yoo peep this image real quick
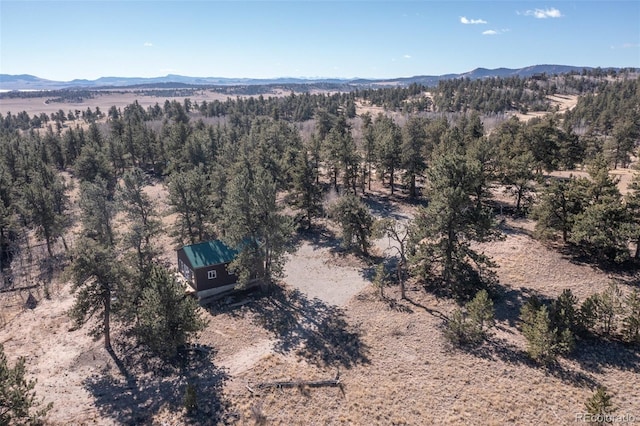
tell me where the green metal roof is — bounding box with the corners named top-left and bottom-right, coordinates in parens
top-left (181, 240), bottom-right (238, 269)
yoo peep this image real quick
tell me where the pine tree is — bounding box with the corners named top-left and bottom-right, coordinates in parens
top-left (410, 150), bottom-right (498, 299)
top-left (374, 114), bottom-right (402, 195)
top-left (533, 178), bottom-right (583, 243)
top-left (21, 165), bottom-right (70, 257)
top-left (117, 168), bottom-right (162, 321)
top-left (69, 238), bottom-right (123, 350)
top-left (401, 115), bottom-right (428, 198)
top-left (322, 119), bottom-right (359, 192)
top-left (167, 166), bottom-right (212, 244)
top-left (0, 344), bottom-right (52, 425)
top-left (290, 150), bottom-right (322, 229)
top-left (135, 265), bottom-right (207, 359)
top-left (625, 165), bottom-right (640, 259)
top-left (329, 194), bottom-right (374, 255)
top-left (501, 151), bottom-right (536, 214)
top-left (569, 155), bottom-right (630, 263)
top-left (465, 136), bottom-right (496, 210)
top-left (584, 387), bottom-right (614, 424)
top-left (221, 161), bottom-right (293, 287)
top-left (466, 289), bottom-right (495, 333)
top-left (520, 299), bottom-right (574, 364)
top-left (78, 177), bottom-right (117, 247)
top-left (604, 119), bottom-right (637, 169)
top-left (521, 304), bottom-right (557, 364)
top-left (361, 112), bottom-right (376, 192)
top-left (70, 178), bottom-right (121, 350)
top-left (0, 165), bottom-right (17, 270)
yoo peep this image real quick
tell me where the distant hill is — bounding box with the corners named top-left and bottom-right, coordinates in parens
top-left (0, 65), bottom-right (625, 91)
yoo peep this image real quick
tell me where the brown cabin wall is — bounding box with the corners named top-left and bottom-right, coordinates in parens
top-left (177, 247), bottom-right (237, 291)
top-left (193, 264), bottom-right (237, 291)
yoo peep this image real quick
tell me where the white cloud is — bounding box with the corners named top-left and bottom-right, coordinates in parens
top-left (524, 8), bottom-right (562, 19)
top-left (610, 43), bottom-right (640, 50)
top-left (403, 54), bottom-right (412, 59)
top-left (143, 42), bottom-right (153, 47)
top-left (460, 16), bottom-right (487, 25)
top-left (482, 28), bottom-right (510, 36)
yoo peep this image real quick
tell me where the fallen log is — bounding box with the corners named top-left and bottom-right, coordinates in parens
top-left (0, 284), bottom-right (39, 294)
top-left (256, 379), bottom-right (341, 389)
top-left (255, 371), bottom-right (341, 390)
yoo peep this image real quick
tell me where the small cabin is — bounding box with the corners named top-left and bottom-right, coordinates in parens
top-left (177, 240), bottom-right (238, 299)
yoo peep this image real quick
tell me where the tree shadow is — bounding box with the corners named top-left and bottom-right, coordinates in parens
top-left (83, 341), bottom-right (230, 425)
top-left (569, 337), bottom-right (640, 375)
top-left (361, 193), bottom-right (412, 221)
top-left (37, 252), bottom-right (69, 286)
top-left (211, 285), bottom-right (369, 368)
top-left (492, 285), bottom-right (542, 327)
top-left (403, 295), bottom-right (449, 321)
top-left (464, 337), bottom-right (598, 388)
top-left (293, 222), bottom-right (341, 252)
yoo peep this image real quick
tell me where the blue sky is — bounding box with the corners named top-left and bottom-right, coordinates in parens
top-left (1, 1), bottom-right (638, 80)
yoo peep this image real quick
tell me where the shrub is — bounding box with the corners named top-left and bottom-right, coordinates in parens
top-left (520, 301), bottom-right (574, 364)
top-left (550, 289), bottom-right (579, 334)
top-left (622, 289), bottom-right (640, 344)
top-left (579, 283), bottom-right (623, 337)
top-left (0, 344), bottom-right (52, 425)
top-left (444, 309), bottom-right (476, 346)
top-left (584, 387), bottom-right (614, 425)
top-left (579, 295), bottom-right (599, 334)
top-left (372, 262), bottom-right (388, 300)
top-left (444, 290), bottom-right (495, 347)
top-left (467, 289), bottom-right (495, 332)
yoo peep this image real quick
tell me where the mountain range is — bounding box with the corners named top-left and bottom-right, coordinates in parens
top-left (0, 65), bottom-right (619, 91)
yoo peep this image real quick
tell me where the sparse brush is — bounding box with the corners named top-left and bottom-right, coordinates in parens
top-left (251, 401), bottom-right (267, 425)
top-left (373, 262), bottom-right (388, 300)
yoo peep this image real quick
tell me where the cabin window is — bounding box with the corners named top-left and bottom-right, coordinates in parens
top-left (208, 270), bottom-right (217, 280)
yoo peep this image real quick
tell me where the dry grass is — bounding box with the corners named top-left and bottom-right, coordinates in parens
top-left (1, 161), bottom-right (639, 425)
top-left (0, 88), bottom-right (287, 117)
top-left (548, 167), bottom-right (636, 196)
top-left (510, 94), bottom-right (579, 122)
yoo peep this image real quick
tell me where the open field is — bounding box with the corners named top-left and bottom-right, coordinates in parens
top-left (510, 94), bottom-right (579, 122)
top-left (1, 178), bottom-right (639, 425)
top-left (0, 89), bottom-right (279, 117)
